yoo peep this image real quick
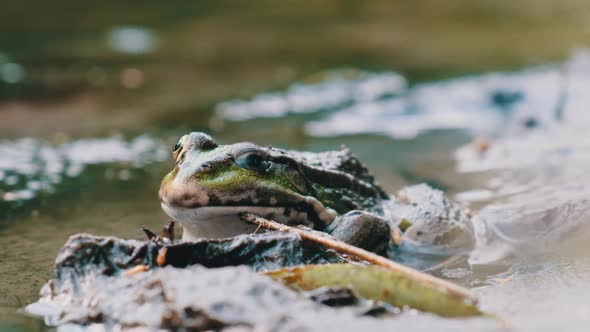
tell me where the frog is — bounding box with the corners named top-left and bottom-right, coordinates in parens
top-left (159, 132), bottom-right (475, 256)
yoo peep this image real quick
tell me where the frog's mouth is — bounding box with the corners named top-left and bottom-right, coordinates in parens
top-left (160, 197), bottom-right (338, 241)
top-left (159, 176), bottom-right (339, 240)
top-left (161, 202), bottom-right (324, 226)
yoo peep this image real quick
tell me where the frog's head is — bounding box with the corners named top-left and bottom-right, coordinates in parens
top-left (159, 132), bottom-right (384, 240)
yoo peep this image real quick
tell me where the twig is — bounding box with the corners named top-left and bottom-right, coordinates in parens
top-left (141, 226), bottom-right (157, 240)
top-left (141, 220), bottom-right (176, 242)
top-left (162, 220), bottom-right (175, 241)
top-left (240, 213), bottom-right (475, 302)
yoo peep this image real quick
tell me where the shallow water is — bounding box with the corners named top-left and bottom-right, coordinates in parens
top-left (1, 57), bottom-right (589, 330)
top-left (4, 1), bottom-right (590, 330)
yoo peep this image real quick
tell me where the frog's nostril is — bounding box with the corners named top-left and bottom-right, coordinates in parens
top-left (200, 162), bottom-right (213, 173)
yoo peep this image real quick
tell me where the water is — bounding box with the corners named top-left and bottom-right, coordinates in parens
top-left (3, 1), bottom-right (590, 330)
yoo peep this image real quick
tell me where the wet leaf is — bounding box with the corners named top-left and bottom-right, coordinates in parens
top-left (265, 263), bottom-right (483, 318)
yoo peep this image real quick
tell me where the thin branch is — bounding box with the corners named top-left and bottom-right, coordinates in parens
top-left (240, 213), bottom-right (474, 302)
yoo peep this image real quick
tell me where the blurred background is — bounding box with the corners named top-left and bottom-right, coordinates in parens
top-left (2, 0), bottom-right (589, 137)
top-left (3, 1), bottom-right (590, 330)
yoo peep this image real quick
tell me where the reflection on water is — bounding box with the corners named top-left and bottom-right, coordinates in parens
top-left (475, 258), bottom-right (590, 330)
top-left (438, 51), bottom-right (590, 330)
top-left (1, 62), bottom-right (24, 84)
top-left (0, 52), bottom-right (24, 84)
top-left (453, 51), bottom-right (590, 264)
top-left (0, 135), bottom-right (167, 210)
top-left (213, 56), bottom-right (571, 140)
top-left (214, 70), bottom-right (406, 122)
top-left (106, 26), bottom-right (157, 55)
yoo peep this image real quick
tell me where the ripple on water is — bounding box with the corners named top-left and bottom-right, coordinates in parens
top-left (450, 50), bottom-right (590, 266)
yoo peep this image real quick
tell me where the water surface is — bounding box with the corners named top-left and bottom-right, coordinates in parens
top-left (4, 1), bottom-right (590, 331)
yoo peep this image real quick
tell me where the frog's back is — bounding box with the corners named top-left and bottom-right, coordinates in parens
top-left (267, 146), bottom-right (388, 212)
top-left (302, 148), bottom-right (376, 180)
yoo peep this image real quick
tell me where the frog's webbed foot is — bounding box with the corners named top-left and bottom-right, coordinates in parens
top-left (141, 220), bottom-right (176, 243)
top-left (325, 211), bottom-right (390, 253)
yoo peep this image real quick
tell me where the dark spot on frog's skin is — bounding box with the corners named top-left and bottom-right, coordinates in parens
top-left (283, 207), bottom-right (292, 217)
top-left (416, 231), bottom-right (423, 237)
top-left (290, 202), bottom-right (321, 226)
top-left (163, 189), bottom-right (210, 208)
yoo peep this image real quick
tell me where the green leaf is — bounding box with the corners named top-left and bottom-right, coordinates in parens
top-left (265, 263), bottom-right (482, 318)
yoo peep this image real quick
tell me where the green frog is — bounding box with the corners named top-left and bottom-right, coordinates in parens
top-left (159, 132), bottom-right (475, 256)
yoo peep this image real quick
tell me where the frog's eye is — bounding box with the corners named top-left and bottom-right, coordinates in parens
top-left (173, 139), bottom-right (182, 151)
top-left (235, 152), bottom-right (271, 172)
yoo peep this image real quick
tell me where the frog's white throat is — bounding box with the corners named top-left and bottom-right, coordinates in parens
top-left (161, 203), bottom-right (320, 241)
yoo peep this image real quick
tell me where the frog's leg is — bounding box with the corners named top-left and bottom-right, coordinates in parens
top-left (324, 210), bottom-right (390, 253)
